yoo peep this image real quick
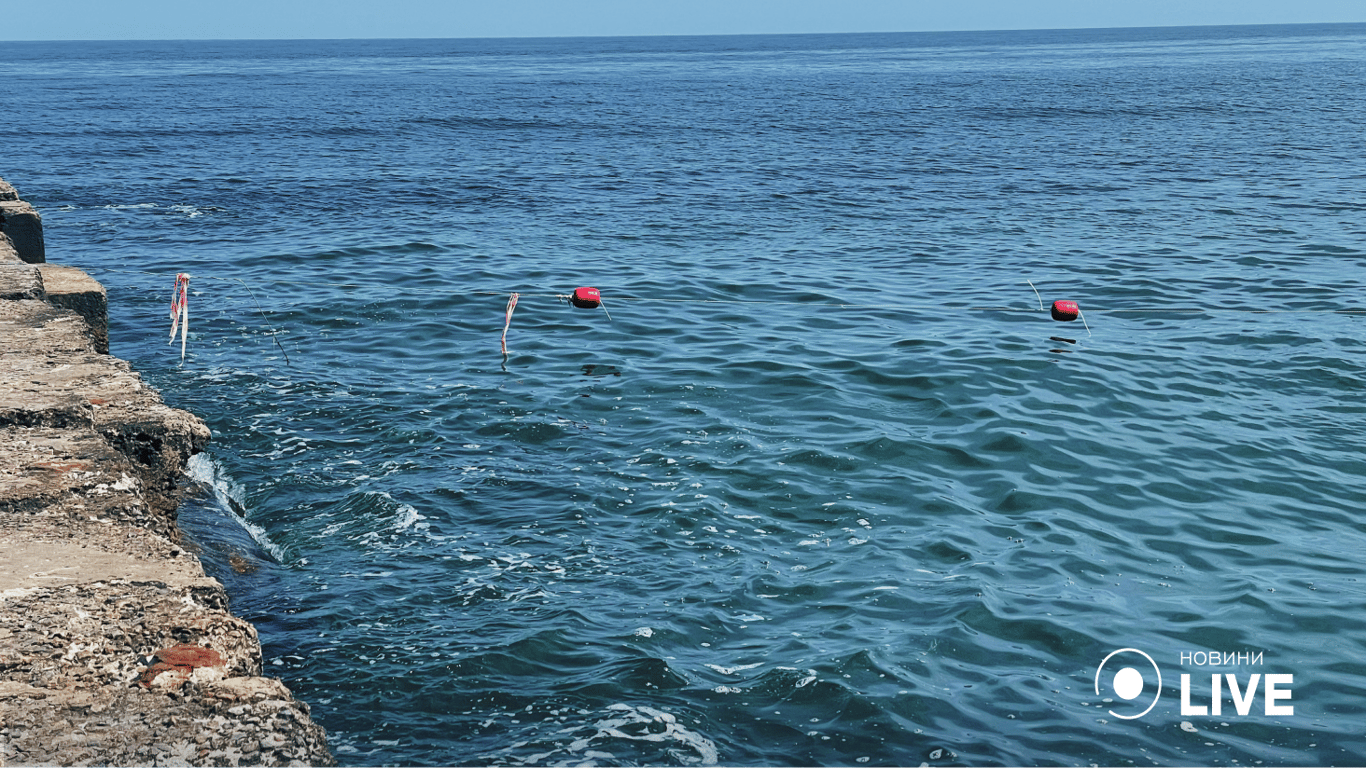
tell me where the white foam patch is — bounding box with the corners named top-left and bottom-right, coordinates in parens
top-left (574, 705), bottom-right (718, 766)
top-left (394, 503), bottom-right (424, 531)
top-left (704, 662), bottom-right (762, 676)
top-left (481, 704), bottom-right (718, 766)
top-left (777, 667), bottom-right (820, 688)
top-left (437, 546), bottom-right (616, 608)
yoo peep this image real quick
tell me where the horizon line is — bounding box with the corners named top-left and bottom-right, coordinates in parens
top-left (3, 19), bottom-right (1364, 44)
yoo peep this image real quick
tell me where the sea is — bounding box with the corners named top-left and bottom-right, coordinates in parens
top-left (3, 24), bottom-right (1366, 767)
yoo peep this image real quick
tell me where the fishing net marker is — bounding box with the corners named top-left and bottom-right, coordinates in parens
top-left (501, 286), bottom-right (611, 356)
top-left (1029, 280), bottom-right (1091, 336)
top-left (168, 272), bottom-right (190, 363)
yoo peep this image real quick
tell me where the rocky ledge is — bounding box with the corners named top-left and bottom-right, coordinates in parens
top-left (1, 177), bottom-right (333, 767)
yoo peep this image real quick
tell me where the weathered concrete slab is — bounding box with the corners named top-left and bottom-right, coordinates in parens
top-left (0, 297), bottom-right (94, 356)
top-left (0, 422), bottom-right (333, 766)
top-left (0, 581), bottom-right (331, 767)
top-left (0, 301), bottom-right (99, 432)
top-left (0, 233), bottom-right (20, 263)
top-left (2, 424), bottom-right (142, 519)
top-left (0, 263), bottom-right (43, 301)
top-left (40, 264), bottom-right (110, 354)
top-left (1, 425), bottom-right (177, 549)
top-left (0, 200), bottom-right (45, 265)
top-left (0, 299), bottom-right (212, 521)
top-left (0, 199), bottom-right (44, 264)
top-left (0, 533), bottom-right (214, 592)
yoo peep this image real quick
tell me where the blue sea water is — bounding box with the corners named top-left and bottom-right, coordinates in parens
top-left (4, 24), bottom-right (1366, 766)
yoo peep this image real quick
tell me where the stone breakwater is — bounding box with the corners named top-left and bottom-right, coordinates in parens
top-left (0, 177), bottom-right (334, 767)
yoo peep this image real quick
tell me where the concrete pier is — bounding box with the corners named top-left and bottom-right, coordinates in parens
top-left (0, 177), bottom-right (334, 767)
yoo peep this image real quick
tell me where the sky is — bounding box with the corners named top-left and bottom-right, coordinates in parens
top-left (2, 0), bottom-right (1364, 41)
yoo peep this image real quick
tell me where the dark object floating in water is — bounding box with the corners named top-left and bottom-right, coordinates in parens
top-left (582, 364), bottom-right (621, 377)
top-left (571, 286), bottom-right (602, 309)
top-left (1049, 336), bottom-right (1077, 344)
top-left (1051, 300), bottom-right (1080, 322)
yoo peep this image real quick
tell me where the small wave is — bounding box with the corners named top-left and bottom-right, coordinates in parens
top-left (60, 202), bottom-right (224, 218)
top-left (186, 453), bottom-right (288, 562)
top-left (410, 114), bottom-right (569, 132)
top-left (311, 490), bottom-right (432, 547)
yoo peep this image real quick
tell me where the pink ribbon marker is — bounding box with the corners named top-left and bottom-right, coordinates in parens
top-left (501, 292), bottom-right (520, 355)
top-left (169, 273), bottom-right (190, 362)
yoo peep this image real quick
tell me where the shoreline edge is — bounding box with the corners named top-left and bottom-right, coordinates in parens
top-left (1, 176), bottom-right (335, 767)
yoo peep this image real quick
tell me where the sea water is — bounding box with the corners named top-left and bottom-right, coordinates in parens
top-left (3, 25), bottom-right (1366, 766)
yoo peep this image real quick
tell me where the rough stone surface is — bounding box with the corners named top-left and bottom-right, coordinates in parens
top-left (0, 234), bottom-right (19, 263)
top-left (0, 179), bottom-right (23, 263)
top-left (40, 264), bottom-right (110, 354)
top-left (0, 176), bottom-right (332, 767)
top-left (0, 264), bottom-right (43, 301)
top-left (0, 200), bottom-right (44, 264)
top-left (0, 299), bottom-right (212, 528)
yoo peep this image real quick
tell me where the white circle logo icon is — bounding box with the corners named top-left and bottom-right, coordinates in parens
top-left (1113, 666), bottom-right (1144, 699)
top-left (1095, 648), bottom-right (1162, 719)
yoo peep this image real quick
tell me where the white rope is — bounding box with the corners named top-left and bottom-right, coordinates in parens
top-left (93, 268), bottom-right (1365, 316)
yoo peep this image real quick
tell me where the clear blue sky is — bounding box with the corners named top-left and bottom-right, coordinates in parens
top-left (3, 0), bottom-right (1364, 41)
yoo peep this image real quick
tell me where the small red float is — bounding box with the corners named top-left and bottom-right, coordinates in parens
top-left (571, 287), bottom-right (602, 309)
top-left (1051, 300), bottom-right (1080, 322)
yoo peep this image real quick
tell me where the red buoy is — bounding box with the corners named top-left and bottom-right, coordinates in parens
top-left (1051, 300), bottom-right (1080, 322)
top-left (571, 287), bottom-right (602, 309)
